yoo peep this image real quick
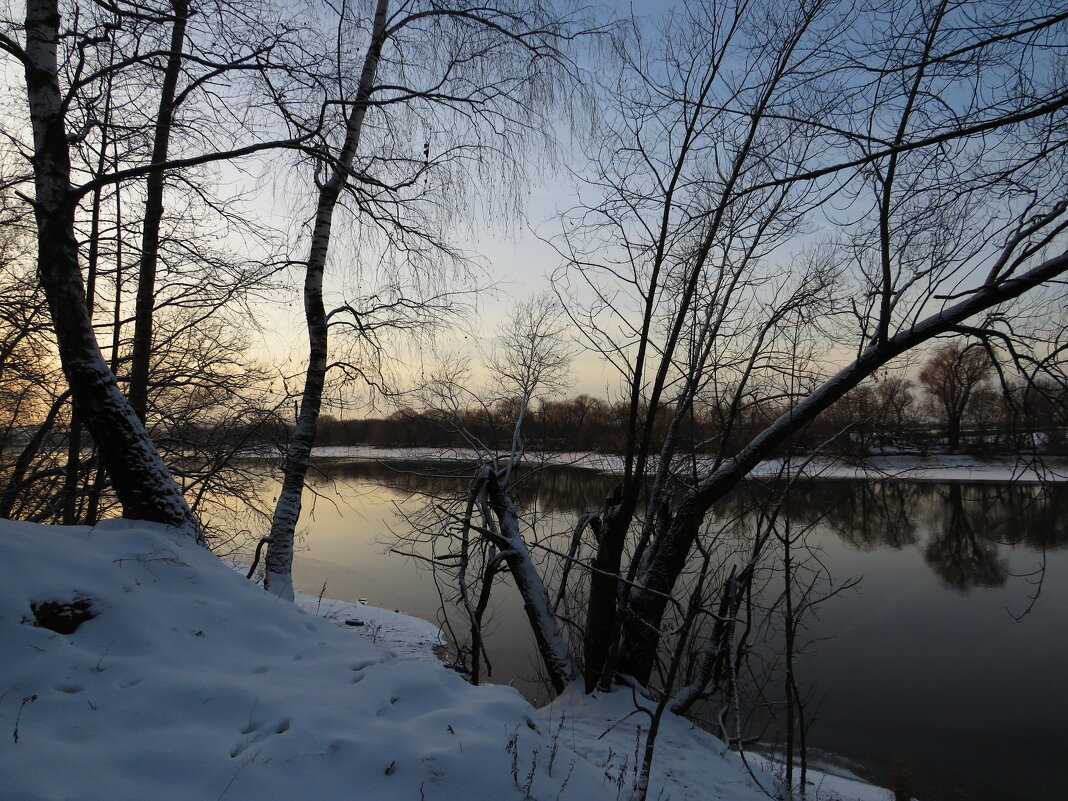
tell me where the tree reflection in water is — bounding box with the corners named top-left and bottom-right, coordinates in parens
top-left (308, 459), bottom-right (1068, 596)
top-left (923, 484), bottom-right (1007, 591)
top-left (716, 478), bottom-right (1068, 591)
top-left (284, 459), bottom-right (1066, 801)
top-left (312, 458), bottom-right (621, 515)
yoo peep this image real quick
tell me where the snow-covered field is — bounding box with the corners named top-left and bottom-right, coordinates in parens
top-left (307, 444), bottom-right (1068, 483)
top-left (0, 517), bottom-right (891, 801)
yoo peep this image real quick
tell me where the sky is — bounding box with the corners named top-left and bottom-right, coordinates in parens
top-left (2, 0), bottom-right (1064, 417)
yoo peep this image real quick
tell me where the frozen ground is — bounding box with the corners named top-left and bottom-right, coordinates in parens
top-left (308, 444), bottom-right (1068, 483)
top-left (0, 517), bottom-right (892, 801)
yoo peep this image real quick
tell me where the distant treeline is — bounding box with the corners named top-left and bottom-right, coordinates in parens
top-left (301, 381), bottom-right (1068, 457)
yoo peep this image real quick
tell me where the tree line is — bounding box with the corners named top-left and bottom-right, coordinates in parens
top-left (307, 345), bottom-right (1068, 457)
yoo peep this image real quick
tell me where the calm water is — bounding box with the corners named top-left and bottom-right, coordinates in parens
top-left (247, 459), bottom-right (1068, 801)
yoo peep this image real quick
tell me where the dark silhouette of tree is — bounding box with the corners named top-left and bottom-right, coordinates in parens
top-left (923, 484), bottom-right (1007, 591)
top-left (424, 0), bottom-right (1068, 705)
top-left (918, 342), bottom-right (994, 451)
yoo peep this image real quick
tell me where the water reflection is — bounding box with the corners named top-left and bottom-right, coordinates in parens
top-left (708, 478), bottom-right (1068, 589)
top-left (316, 459), bottom-right (1068, 548)
top-left (312, 459), bottom-right (622, 514)
top-left (304, 460), bottom-right (1068, 598)
top-left (275, 459), bottom-right (1067, 801)
top-left (920, 485), bottom-right (1003, 591)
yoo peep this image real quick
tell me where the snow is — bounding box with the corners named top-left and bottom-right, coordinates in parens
top-left (293, 592), bottom-right (442, 663)
top-left (0, 517), bottom-right (891, 801)
top-left (744, 453), bottom-right (1068, 483)
top-left (546, 688), bottom-right (897, 801)
top-left (307, 444), bottom-right (1068, 483)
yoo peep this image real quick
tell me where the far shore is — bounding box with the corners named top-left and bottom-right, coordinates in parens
top-left (291, 446), bottom-right (1068, 484)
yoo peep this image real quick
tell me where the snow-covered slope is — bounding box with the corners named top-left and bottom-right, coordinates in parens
top-left (0, 518), bottom-right (886, 801)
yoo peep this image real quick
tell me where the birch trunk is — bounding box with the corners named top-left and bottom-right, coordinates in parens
top-left (263, 0), bottom-right (390, 600)
top-left (22, 0), bottom-right (199, 537)
top-left (482, 467), bottom-right (577, 694)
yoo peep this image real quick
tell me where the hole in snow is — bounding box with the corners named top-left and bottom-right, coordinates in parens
top-left (28, 597), bottom-right (97, 634)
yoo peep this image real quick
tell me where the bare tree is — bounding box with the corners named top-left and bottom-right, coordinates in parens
top-left (262, 0), bottom-right (589, 599)
top-left (389, 295), bottom-right (580, 692)
top-left (8, 0), bottom-right (199, 533)
top-left (487, 295), bottom-right (574, 479)
top-left (918, 341), bottom-right (994, 451)
top-left (556, 0), bottom-right (1068, 694)
top-left (125, 0), bottom-right (189, 424)
top-left (386, 0), bottom-right (1068, 721)
top-left (0, 0), bottom-right (325, 535)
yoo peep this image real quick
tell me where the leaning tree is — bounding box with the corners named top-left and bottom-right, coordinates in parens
top-left (431, 0), bottom-right (1068, 712)
top-left (1, 0), bottom-right (321, 535)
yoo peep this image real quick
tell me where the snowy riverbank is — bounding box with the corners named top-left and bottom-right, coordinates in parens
top-left (0, 517), bottom-right (896, 801)
top-left (306, 444), bottom-right (1068, 483)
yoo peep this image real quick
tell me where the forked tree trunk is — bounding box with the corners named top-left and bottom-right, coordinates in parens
top-left (23, 0), bottom-right (199, 537)
top-left (263, 0), bottom-right (390, 600)
top-left (615, 246), bottom-right (1068, 684)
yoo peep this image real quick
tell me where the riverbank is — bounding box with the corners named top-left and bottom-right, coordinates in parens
top-left (0, 517), bottom-right (890, 801)
top-left (306, 445), bottom-right (1068, 483)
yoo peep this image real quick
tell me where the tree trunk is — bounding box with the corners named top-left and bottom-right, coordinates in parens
top-left (581, 504), bottom-right (630, 690)
top-left (482, 468), bottom-right (577, 694)
top-left (263, 0), bottom-right (390, 600)
top-left (616, 246), bottom-right (1068, 684)
top-left (127, 0), bottom-right (189, 423)
top-left (23, 0), bottom-right (198, 537)
top-left (947, 413), bottom-right (962, 451)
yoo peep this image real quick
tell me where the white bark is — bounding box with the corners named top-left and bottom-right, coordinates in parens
top-left (264, 0), bottom-right (391, 599)
top-left (22, 0), bottom-right (199, 538)
top-left (481, 466), bottom-right (577, 694)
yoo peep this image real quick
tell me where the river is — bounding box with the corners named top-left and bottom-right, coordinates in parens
top-left (237, 457), bottom-right (1068, 801)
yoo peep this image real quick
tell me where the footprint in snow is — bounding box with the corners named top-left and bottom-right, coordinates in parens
top-left (231, 718), bottom-right (292, 758)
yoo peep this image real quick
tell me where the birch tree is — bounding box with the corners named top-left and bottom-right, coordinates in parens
top-left (395, 295), bottom-right (579, 692)
top-left (8, 0), bottom-right (199, 534)
top-left (0, 0), bottom-right (318, 536)
top-left (262, 0), bottom-right (587, 599)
